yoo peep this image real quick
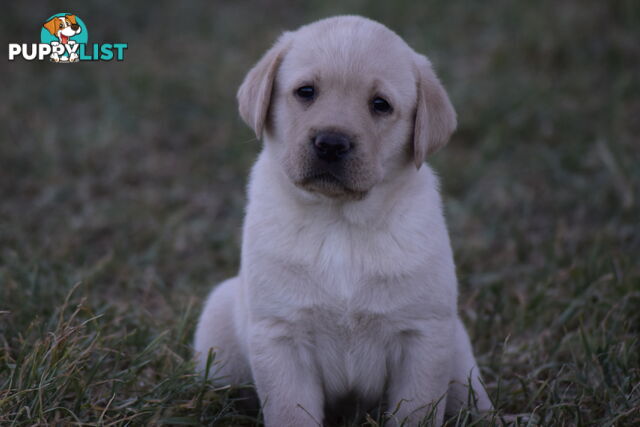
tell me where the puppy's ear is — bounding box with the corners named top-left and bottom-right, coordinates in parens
top-left (43, 17), bottom-right (58, 35)
top-left (237, 32), bottom-right (292, 140)
top-left (412, 54), bottom-right (457, 169)
top-left (66, 15), bottom-right (77, 25)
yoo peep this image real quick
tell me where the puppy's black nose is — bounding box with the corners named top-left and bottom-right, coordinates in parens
top-left (71, 24), bottom-right (80, 31)
top-left (312, 131), bottom-right (352, 162)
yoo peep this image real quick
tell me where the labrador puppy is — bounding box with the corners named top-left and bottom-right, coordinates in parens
top-left (194, 15), bottom-right (492, 426)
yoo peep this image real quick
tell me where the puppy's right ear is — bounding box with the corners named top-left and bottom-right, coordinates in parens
top-left (237, 32), bottom-right (292, 140)
top-left (412, 54), bottom-right (457, 169)
top-left (43, 17), bottom-right (58, 36)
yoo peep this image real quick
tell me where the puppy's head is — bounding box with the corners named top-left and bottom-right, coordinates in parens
top-left (238, 16), bottom-right (456, 200)
top-left (43, 15), bottom-right (82, 40)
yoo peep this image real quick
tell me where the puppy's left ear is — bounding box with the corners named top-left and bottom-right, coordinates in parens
top-left (42, 17), bottom-right (58, 35)
top-left (66, 15), bottom-right (77, 25)
top-left (412, 54), bottom-right (457, 169)
top-left (237, 32), bottom-right (292, 140)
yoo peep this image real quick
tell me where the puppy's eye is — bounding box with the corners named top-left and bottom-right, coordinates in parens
top-left (372, 97), bottom-right (393, 114)
top-left (295, 86), bottom-right (315, 100)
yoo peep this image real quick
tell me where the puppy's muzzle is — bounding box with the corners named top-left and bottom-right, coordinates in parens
top-left (312, 131), bottom-right (352, 163)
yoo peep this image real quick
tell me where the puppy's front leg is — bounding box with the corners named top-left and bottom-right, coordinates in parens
top-left (387, 320), bottom-right (454, 426)
top-left (249, 321), bottom-right (323, 427)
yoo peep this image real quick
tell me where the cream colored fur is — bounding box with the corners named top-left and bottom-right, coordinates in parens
top-left (194, 15), bottom-right (492, 426)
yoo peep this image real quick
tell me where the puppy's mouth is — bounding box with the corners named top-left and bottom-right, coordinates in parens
top-left (297, 172), bottom-right (366, 200)
top-left (60, 34), bottom-right (69, 44)
top-left (303, 172), bottom-right (342, 186)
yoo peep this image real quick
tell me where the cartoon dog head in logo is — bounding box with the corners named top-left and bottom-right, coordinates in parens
top-left (43, 15), bottom-right (82, 44)
top-left (42, 14), bottom-right (82, 62)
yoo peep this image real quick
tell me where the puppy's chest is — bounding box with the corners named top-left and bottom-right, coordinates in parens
top-left (250, 219), bottom-right (434, 401)
top-left (279, 220), bottom-right (427, 298)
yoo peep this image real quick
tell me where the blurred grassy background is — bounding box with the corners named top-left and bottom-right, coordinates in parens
top-left (1, 0), bottom-right (639, 425)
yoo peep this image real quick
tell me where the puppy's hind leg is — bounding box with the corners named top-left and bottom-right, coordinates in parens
top-left (445, 317), bottom-right (493, 415)
top-left (194, 277), bottom-right (251, 386)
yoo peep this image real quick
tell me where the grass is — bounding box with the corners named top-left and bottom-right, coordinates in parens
top-left (1, 0), bottom-right (639, 425)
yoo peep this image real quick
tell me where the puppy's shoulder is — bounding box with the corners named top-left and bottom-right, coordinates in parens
top-left (398, 164), bottom-right (445, 219)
